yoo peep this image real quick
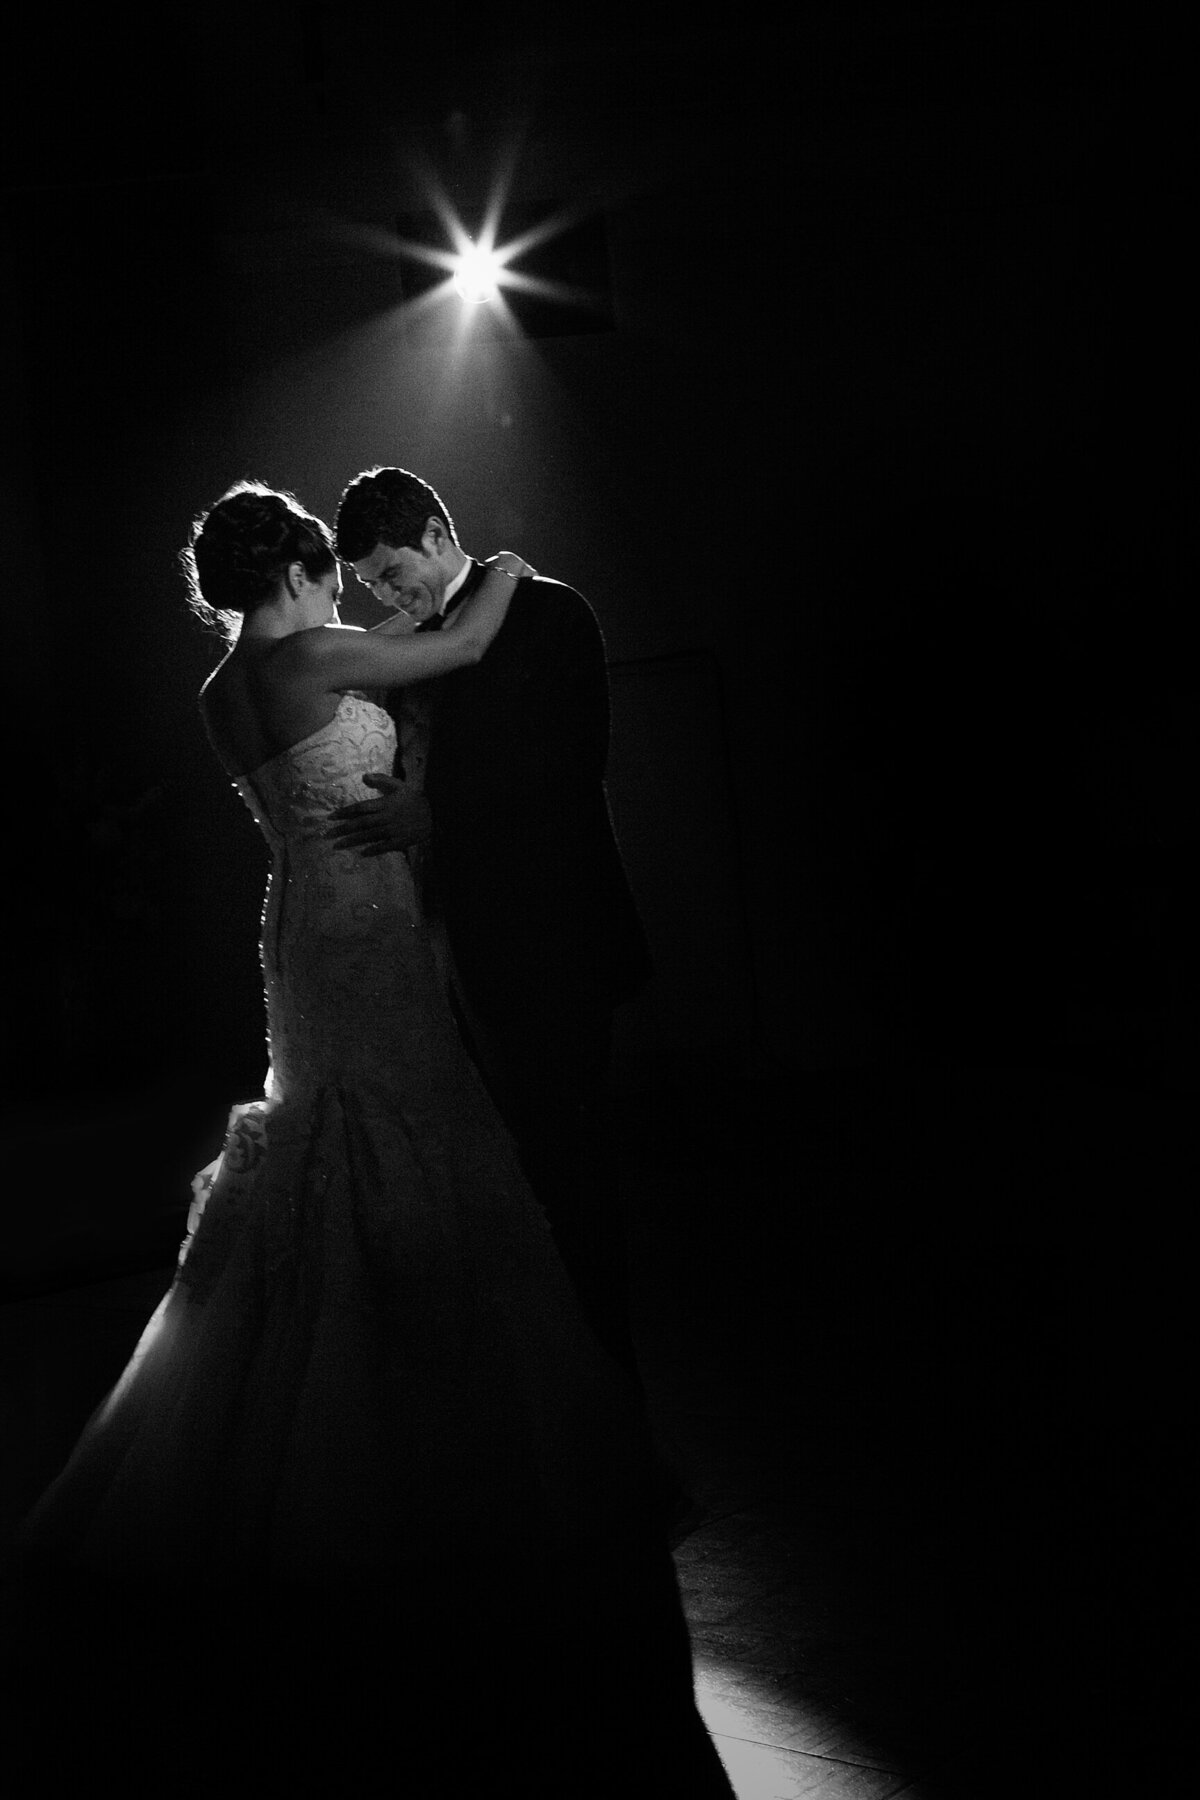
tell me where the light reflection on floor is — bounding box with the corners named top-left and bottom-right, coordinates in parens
top-left (695, 1660), bottom-right (925, 1799)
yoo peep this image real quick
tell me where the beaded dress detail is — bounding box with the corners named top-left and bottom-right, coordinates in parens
top-left (14, 692), bottom-right (653, 1594)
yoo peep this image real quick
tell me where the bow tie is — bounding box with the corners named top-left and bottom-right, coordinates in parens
top-left (416, 567), bottom-right (479, 632)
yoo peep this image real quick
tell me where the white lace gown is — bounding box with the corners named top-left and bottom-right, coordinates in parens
top-left (5, 692), bottom-right (739, 1796)
top-left (14, 693), bottom-right (657, 1594)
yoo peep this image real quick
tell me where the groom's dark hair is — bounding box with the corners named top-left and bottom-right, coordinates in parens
top-left (334, 466), bottom-right (460, 562)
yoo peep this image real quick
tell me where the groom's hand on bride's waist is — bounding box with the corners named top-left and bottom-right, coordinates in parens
top-left (326, 776), bottom-right (433, 857)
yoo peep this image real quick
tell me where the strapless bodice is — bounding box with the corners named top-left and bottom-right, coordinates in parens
top-left (232, 691), bottom-right (396, 849)
top-left (222, 688), bottom-right (423, 1098)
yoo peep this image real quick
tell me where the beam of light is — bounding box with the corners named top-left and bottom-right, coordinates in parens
top-left (276, 156), bottom-right (611, 386)
top-left (254, 154), bottom-right (606, 350)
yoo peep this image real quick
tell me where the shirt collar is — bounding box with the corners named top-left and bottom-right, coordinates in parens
top-left (438, 557), bottom-right (473, 613)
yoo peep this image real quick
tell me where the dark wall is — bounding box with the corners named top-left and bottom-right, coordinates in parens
top-left (1, 11), bottom-right (1192, 1114)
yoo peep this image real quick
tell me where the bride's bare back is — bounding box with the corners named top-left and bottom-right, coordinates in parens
top-left (201, 631), bottom-right (362, 778)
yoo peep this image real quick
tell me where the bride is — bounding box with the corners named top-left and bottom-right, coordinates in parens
top-left (4, 482), bottom-right (733, 1796)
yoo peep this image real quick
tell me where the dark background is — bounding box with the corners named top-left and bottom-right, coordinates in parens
top-left (0, 8), bottom-right (1191, 1783)
top-left (1, 10), bottom-right (1192, 1115)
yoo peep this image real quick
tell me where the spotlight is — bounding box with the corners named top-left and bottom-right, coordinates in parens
top-left (451, 243), bottom-right (503, 304)
top-left (394, 200), bottom-right (616, 337)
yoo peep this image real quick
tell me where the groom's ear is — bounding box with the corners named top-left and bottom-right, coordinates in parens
top-left (422, 516), bottom-right (448, 557)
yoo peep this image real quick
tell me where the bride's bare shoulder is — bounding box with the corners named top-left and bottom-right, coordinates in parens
top-left (282, 622), bottom-right (367, 662)
top-left (200, 635), bottom-right (302, 701)
top-left (198, 640), bottom-right (278, 735)
top-left (199, 629), bottom-right (364, 747)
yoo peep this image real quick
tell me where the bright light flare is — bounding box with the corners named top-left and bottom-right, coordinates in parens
top-left (388, 164), bottom-right (603, 345)
top-left (451, 243), bottom-right (504, 304)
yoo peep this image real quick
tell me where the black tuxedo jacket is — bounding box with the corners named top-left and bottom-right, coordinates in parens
top-left (393, 563), bottom-right (652, 1024)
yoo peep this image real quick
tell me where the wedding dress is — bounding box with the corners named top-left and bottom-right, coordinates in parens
top-left (5, 692), bottom-right (738, 1793)
top-left (16, 691), bottom-right (655, 1576)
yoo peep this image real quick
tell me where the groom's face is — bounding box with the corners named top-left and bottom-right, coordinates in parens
top-left (353, 524), bottom-right (449, 623)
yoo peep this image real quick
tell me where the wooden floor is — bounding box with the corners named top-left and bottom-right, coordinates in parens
top-left (1, 1065), bottom-right (1188, 1796)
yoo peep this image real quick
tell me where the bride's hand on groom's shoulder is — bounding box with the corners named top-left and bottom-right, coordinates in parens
top-left (326, 777), bottom-right (433, 857)
top-left (485, 551), bottom-right (536, 580)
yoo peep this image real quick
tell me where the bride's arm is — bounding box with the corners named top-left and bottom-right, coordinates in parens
top-left (367, 612), bottom-right (420, 635)
top-left (290, 554), bottom-right (532, 689)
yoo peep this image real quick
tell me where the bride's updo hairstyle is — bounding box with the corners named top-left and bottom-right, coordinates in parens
top-left (183, 479), bottom-right (337, 642)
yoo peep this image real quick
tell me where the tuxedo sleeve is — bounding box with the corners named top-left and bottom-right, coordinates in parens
top-left (532, 582), bottom-right (611, 787)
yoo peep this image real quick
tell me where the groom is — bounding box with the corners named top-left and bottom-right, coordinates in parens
top-left (330, 466), bottom-right (653, 1386)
